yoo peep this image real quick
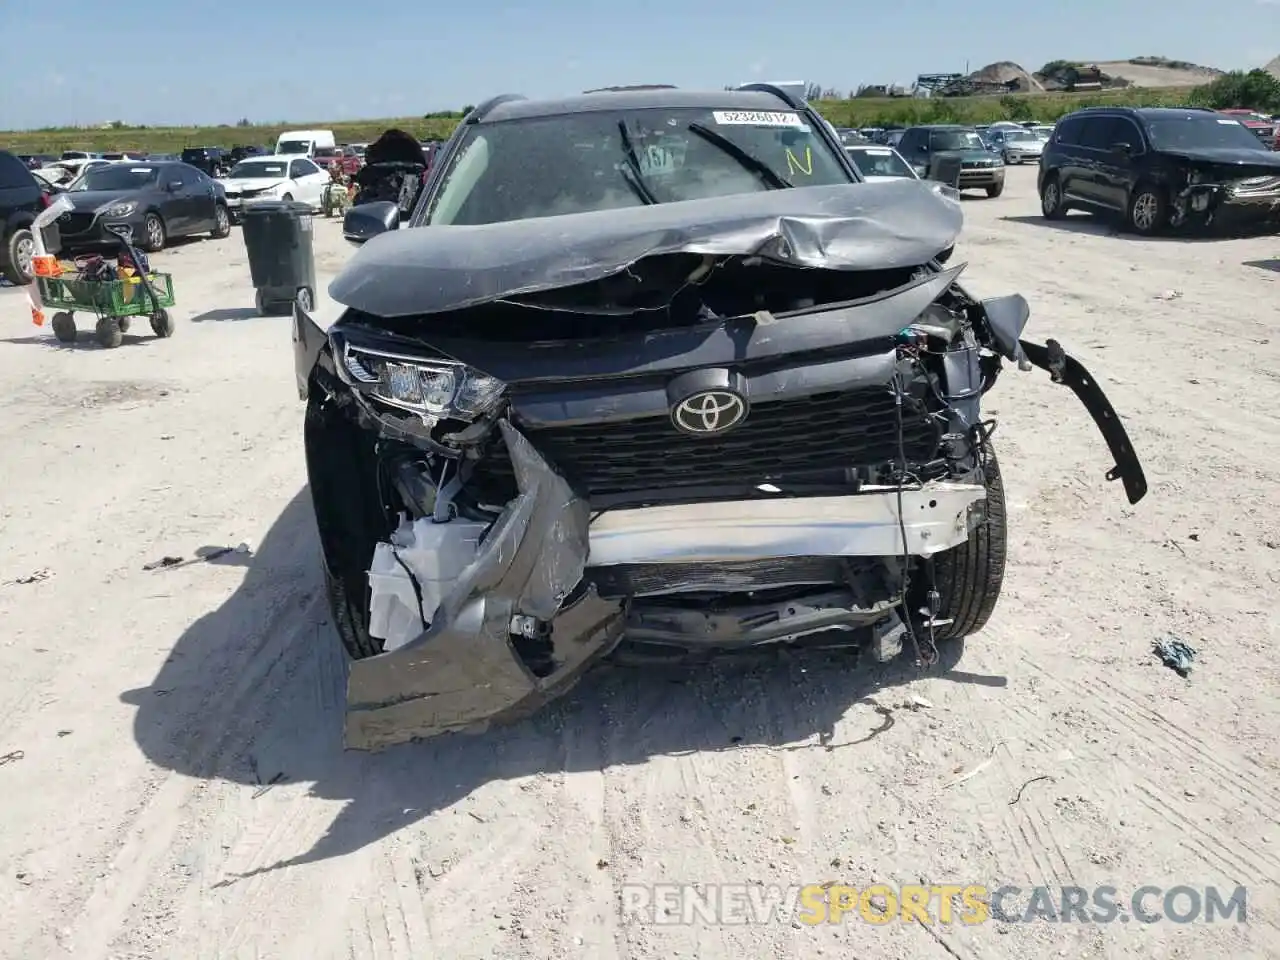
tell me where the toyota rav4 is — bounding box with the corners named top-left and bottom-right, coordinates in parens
top-left (292, 86), bottom-right (1148, 749)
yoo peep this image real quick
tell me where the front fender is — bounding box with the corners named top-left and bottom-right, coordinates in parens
top-left (291, 299), bottom-right (328, 400)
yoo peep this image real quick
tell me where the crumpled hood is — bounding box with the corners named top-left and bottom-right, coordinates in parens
top-left (1165, 147), bottom-right (1280, 170)
top-left (328, 179), bottom-right (964, 318)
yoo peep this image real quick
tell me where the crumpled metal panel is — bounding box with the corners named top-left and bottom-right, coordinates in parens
top-left (327, 179), bottom-right (963, 318)
top-left (344, 420), bottom-right (624, 750)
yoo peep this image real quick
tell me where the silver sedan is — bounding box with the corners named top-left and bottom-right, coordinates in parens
top-left (999, 130), bottom-right (1046, 164)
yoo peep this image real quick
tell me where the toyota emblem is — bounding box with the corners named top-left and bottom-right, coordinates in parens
top-left (672, 390), bottom-right (747, 435)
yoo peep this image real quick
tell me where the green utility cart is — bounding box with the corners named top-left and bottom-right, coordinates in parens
top-left (38, 270), bottom-right (176, 348)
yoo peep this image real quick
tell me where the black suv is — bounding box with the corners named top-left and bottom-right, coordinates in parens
top-left (292, 85), bottom-right (1147, 749)
top-left (895, 125), bottom-right (1006, 196)
top-left (0, 149), bottom-right (50, 285)
top-left (1038, 106), bottom-right (1280, 234)
top-left (180, 146), bottom-right (227, 177)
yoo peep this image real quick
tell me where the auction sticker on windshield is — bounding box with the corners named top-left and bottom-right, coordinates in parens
top-left (713, 111), bottom-right (808, 128)
top-left (638, 145), bottom-right (678, 176)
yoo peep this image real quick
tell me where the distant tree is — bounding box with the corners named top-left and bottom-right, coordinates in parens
top-left (236, 117), bottom-right (252, 127)
top-left (999, 94), bottom-right (1035, 120)
top-left (460, 104), bottom-right (475, 115)
top-left (1188, 69), bottom-right (1280, 111)
top-left (804, 82), bottom-right (822, 101)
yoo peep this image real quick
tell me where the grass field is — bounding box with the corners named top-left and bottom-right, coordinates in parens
top-left (0, 86), bottom-right (1199, 155)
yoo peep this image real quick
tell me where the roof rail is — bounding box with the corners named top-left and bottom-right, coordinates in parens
top-left (466, 94), bottom-right (527, 124)
top-left (734, 82), bottom-right (806, 109)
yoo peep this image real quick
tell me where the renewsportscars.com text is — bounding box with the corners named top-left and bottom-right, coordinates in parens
top-left (620, 883), bottom-right (1248, 925)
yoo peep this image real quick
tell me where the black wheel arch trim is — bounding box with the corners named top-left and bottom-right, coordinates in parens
top-left (1019, 337), bottom-right (1148, 505)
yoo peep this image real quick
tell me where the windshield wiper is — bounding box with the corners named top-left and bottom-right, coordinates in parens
top-left (616, 121), bottom-right (658, 205)
top-left (687, 122), bottom-right (792, 189)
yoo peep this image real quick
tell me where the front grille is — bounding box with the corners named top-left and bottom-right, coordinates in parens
top-left (501, 387), bottom-right (939, 502)
top-left (59, 212), bottom-right (96, 235)
top-left (588, 557), bottom-right (854, 596)
top-left (961, 160), bottom-right (992, 169)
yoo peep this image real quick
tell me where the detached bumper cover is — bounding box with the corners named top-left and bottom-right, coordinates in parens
top-left (345, 420), bottom-right (625, 750)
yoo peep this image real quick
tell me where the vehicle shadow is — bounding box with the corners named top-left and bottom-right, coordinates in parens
top-left (0, 330), bottom-right (159, 349)
top-left (189, 307), bottom-right (261, 323)
top-left (1243, 259), bottom-right (1280, 274)
top-left (1000, 214), bottom-right (1260, 243)
top-left (120, 487), bottom-right (1008, 879)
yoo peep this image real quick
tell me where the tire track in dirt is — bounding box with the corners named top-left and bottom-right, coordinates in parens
top-left (1017, 657), bottom-right (1280, 896)
top-left (588, 664), bottom-right (798, 959)
top-left (944, 627), bottom-right (1076, 895)
top-left (69, 592), bottom-right (328, 960)
top-left (555, 705), bottom-right (625, 959)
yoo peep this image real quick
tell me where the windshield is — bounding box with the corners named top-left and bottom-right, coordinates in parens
top-left (278, 140), bottom-right (311, 154)
top-left (929, 130), bottom-right (985, 151)
top-left (845, 147), bottom-right (913, 178)
top-left (425, 107), bottom-right (851, 225)
top-left (72, 166), bottom-right (160, 191)
top-left (1145, 116), bottom-right (1269, 151)
top-left (1004, 130), bottom-right (1038, 142)
top-left (314, 148), bottom-right (340, 160)
top-left (229, 161), bottom-right (288, 179)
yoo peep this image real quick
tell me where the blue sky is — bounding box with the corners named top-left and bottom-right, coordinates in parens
top-left (2, 0), bottom-right (1277, 130)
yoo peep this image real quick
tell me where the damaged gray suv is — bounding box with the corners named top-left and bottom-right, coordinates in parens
top-left (292, 86), bottom-right (1148, 749)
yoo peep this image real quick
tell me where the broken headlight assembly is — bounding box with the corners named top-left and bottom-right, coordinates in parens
top-left (335, 339), bottom-right (506, 423)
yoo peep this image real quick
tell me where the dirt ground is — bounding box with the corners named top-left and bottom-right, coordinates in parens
top-left (1, 168), bottom-right (1278, 960)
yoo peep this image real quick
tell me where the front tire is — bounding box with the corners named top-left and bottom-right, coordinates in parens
top-left (95, 316), bottom-right (123, 348)
top-left (150, 308), bottom-right (175, 338)
top-left (1127, 183), bottom-right (1167, 235)
top-left (1040, 173), bottom-right (1067, 219)
top-left (141, 213), bottom-right (166, 252)
top-left (914, 447), bottom-right (1007, 642)
top-left (51, 311), bottom-right (77, 343)
top-left (985, 181), bottom-right (1004, 198)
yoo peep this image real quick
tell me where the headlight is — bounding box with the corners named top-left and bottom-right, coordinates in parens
top-left (103, 201), bottom-right (137, 217)
top-left (336, 340), bottom-right (506, 423)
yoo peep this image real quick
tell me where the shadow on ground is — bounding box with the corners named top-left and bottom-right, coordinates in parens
top-left (1243, 259), bottom-right (1280, 274)
top-left (1001, 214), bottom-right (1273, 242)
top-left (0, 329), bottom-right (160, 348)
top-left (190, 307), bottom-right (262, 323)
top-left (121, 487), bottom-right (1008, 878)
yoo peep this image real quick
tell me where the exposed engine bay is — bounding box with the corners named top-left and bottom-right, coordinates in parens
top-left (294, 179), bottom-right (1148, 749)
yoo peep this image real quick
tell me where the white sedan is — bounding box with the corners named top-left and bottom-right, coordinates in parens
top-left (844, 144), bottom-right (918, 182)
top-left (216, 155), bottom-right (330, 220)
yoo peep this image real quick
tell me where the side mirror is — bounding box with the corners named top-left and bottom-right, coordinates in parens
top-left (343, 200), bottom-right (399, 244)
top-left (165, 180), bottom-right (182, 192)
top-left (1111, 141), bottom-right (1132, 155)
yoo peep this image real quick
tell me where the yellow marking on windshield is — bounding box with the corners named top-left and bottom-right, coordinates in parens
top-left (785, 145), bottom-right (813, 177)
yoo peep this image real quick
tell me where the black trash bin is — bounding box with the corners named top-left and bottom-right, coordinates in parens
top-left (241, 200), bottom-right (316, 316)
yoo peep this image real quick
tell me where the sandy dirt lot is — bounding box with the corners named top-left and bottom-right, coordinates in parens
top-left (1, 168), bottom-right (1278, 960)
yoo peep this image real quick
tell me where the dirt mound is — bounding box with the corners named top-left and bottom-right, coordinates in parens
top-left (968, 61), bottom-right (1044, 92)
top-left (1094, 59), bottom-right (1222, 87)
top-left (1266, 55), bottom-right (1280, 80)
